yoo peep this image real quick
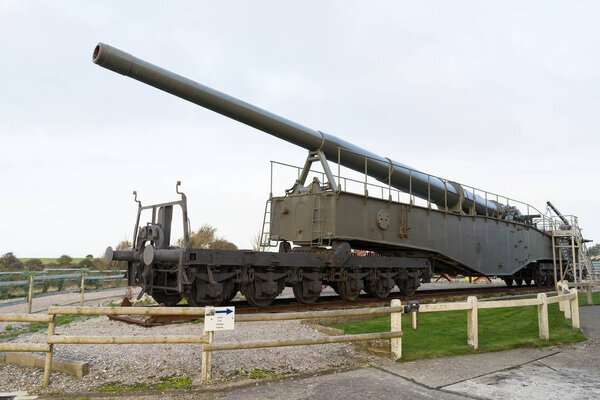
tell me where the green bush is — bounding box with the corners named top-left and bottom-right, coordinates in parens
top-left (24, 258), bottom-right (44, 271)
top-left (57, 255), bottom-right (73, 268)
top-left (0, 252), bottom-right (24, 272)
top-left (79, 257), bottom-right (95, 269)
top-left (0, 287), bottom-right (10, 300)
top-left (56, 278), bottom-right (67, 291)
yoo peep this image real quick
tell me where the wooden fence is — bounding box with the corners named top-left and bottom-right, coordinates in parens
top-left (566, 280), bottom-right (595, 306)
top-left (199, 306), bottom-right (405, 382)
top-left (401, 280), bottom-right (581, 351)
top-left (0, 313), bottom-right (53, 386)
top-left (1, 280), bottom-right (590, 387)
top-left (43, 306), bottom-right (209, 387)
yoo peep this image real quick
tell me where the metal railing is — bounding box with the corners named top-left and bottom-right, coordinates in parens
top-left (1, 272), bottom-right (127, 313)
top-left (269, 148), bottom-right (552, 227)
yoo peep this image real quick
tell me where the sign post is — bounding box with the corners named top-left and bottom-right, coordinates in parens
top-left (202, 306), bottom-right (235, 382)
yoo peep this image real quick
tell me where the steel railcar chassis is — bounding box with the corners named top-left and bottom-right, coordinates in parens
top-left (106, 183), bottom-right (431, 307)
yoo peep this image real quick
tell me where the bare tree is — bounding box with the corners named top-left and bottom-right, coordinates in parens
top-left (178, 224), bottom-right (237, 250)
top-left (250, 231), bottom-right (262, 251)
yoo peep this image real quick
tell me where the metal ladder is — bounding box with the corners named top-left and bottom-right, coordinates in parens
top-left (576, 224), bottom-right (597, 282)
top-left (311, 194), bottom-right (326, 247)
top-left (550, 216), bottom-right (591, 285)
top-left (259, 198), bottom-right (277, 251)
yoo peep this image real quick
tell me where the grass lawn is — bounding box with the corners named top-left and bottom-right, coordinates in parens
top-left (578, 289), bottom-right (600, 306)
top-left (333, 292), bottom-right (596, 362)
top-left (0, 314), bottom-right (87, 339)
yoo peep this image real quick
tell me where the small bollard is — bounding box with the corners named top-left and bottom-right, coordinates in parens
top-left (403, 301), bottom-right (420, 330)
top-left (391, 299), bottom-right (402, 359)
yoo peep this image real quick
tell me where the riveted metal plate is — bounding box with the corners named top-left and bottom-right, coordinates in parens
top-left (376, 209), bottom-right (390, 230)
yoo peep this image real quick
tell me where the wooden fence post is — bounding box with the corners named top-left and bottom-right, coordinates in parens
top-left (467, 296), bottom-right (478, 350)
top-left (43, 314), bottom-right (56, 387)
top-left (537, 293), bottom-right (549, 340)
top-left (27, 276), bottom-right (34, 314)
top-left (586, 282), bottom-right (593, 305)
top-left (570, 288), bottom-right (580, 330)
top-left (562, 282), bottom-right (572, 320)
top-left (80, 272), bottom-right (85, 307)
top-left (390, 299), bottom-right (402, 359)
top-left (558, 281), bottom-right (564, 312)
top-left (201, 329), bottom-right (214, 383)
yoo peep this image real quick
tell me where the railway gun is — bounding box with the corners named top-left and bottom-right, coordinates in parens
top-left (95, 43), bottom-right (586, 307)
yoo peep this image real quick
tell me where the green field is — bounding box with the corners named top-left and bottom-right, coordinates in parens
top-left (333, 292), bottom-right (597, 362)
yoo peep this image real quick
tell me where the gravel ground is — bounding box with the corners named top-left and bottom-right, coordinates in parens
top-left (0, 279), bottom-right (504, 395)
top-left (0, 315), bottom-right (389, 395)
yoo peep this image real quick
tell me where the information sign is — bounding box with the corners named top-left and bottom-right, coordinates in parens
top-left (204, 306), bottom-right (235, 331)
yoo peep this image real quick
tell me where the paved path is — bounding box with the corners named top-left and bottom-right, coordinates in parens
top-left (0, 287), bottom-right (138, 314)
top-left (387, 305), bottom-right (600, 400)
top-left (222, 368), bottom-right (470, 400)
top-left (217, 305), bottom-right (600, 400)
top-left (580, 304), bottom-right (600, 340)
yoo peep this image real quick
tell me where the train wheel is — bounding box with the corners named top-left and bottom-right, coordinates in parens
top-left (365, 278), bottom-right (393, 299)
top-left (293, 279), bottom-right (322, 304)
top-left (241, 280), bottom-right (282, 307)
top-left (151, 290), bottom-right (182, 306)
top-left (184, 278), bottom-right (235, 307)
top-left (395, 276), bottom-right (418, 296)
top-left (503, 278), bottom-right (514, 287)
top-left (336, 278), bottom-right (362, 301)
top-left (515, 278), bottom-right (523, 286)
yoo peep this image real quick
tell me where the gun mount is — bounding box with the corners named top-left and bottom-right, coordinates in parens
top-left (95, 43), bottom-right (586, 307)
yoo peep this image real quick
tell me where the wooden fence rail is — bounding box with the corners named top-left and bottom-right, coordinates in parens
top-left (0, 313), bottom-right (53, 385)
top-left (200, 304), bottom-right (404, 382)
top-left (1, 279), bottom-right (588, 388)
top-left (199, 283), bottom-right (581, 382)
top-left (40, 306), bottom-right (208, 387)
top-left (565, 280), bottom-right (596, 306)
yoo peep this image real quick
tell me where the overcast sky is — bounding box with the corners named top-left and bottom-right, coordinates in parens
top-left (1, 1), bottom-right (599, 258)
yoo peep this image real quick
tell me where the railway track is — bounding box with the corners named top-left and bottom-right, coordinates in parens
top-left (107, 284), bottom-right (553, 326)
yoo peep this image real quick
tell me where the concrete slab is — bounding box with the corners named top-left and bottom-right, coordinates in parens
top-left (579, 306), bottom-right (600, 340)
top-left (3, 352), bottom-right (89, 377)
top-left (0, 392), bottom-right (37, 400)
top-left (381, 347), bottom-right (558, 388)
top-left (444, 342), bottom-right (600, 400)
top-left (221, 368), bottom-right (471, 400)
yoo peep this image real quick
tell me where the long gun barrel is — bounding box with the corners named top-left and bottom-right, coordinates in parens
top-left (93, 43), bottom-right (504, 216)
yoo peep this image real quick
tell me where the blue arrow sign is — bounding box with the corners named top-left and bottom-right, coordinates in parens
top-left (215, 308), bottom-right (233, 315)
